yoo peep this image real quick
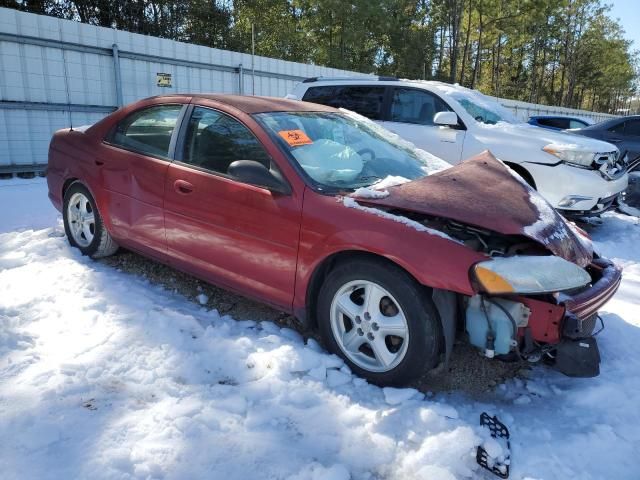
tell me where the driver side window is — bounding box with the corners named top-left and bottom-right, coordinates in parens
top-left (182, 107), bottom-right (271, 175)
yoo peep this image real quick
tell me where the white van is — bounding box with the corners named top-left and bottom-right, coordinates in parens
top-left (289, 77), bottom-right (629, 216)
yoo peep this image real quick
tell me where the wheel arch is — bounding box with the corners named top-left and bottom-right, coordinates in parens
top-left (62, 177), bottom-right (79, 199)
top-left (302, 249), bottom-right (458, 363)
top-left (303, 250), bottom-right (401, 329)
top-left (61, 177), bottom-right (115, 237)
top-left (504, 161), bottom-right (536, 189)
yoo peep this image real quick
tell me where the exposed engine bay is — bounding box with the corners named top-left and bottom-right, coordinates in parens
top-left (395, 209), bottom-right (549, 258)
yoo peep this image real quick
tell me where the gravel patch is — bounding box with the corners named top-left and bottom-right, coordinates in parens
top-left (99, 249), bottom-right (524, 397)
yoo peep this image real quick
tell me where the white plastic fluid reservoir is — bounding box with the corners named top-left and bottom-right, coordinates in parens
top-left (466, 296), bottom-right (530, 356)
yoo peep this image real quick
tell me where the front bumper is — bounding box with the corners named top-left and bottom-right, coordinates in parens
top-left (556, 259), bottom-right (621, 377)
top-left (523, 161), bottom-right (628, 213)
top-left (562, 258), bottom-right (622, 325)
top-left (519, 258), bottom-right (621, 377)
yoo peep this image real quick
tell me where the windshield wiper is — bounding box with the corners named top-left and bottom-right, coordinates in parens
top-left (353, 175), bottom-right (382, 186)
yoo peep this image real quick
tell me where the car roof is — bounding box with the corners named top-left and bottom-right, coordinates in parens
top-left (147, 94), bottom-right (338, 114)
top-left (297, 76), bottom-right (465, 94)
top-left (530, 115), bottom-right (584, 120)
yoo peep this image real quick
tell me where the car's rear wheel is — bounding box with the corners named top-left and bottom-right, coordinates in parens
top-left (317, 258), bottom-right (441, 386)
top-left (63, 182), bottom-right (118, 258)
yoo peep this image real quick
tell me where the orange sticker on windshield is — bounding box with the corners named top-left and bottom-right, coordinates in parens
top-left (278, 129), bottom-right (313, 147)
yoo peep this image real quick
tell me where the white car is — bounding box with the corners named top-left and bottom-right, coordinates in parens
top-left (289, 77), bottom-right (629, 216)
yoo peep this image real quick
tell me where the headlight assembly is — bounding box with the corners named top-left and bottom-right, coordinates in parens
top-left (542, 144), bottom-right (595, 168)
top-left (472, 255), bottom-right (591, 294)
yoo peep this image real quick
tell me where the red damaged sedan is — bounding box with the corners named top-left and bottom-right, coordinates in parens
top-left (47, 94), bottom-right (621, 385)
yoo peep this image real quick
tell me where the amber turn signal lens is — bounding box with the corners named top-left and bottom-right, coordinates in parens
top-left (474, 266), bottom-right (515, 294)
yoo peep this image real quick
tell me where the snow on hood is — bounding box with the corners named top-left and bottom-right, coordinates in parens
top-left (476, 121), bottom-right (617, 153)
top-left (351, 176), bottom-right (411, 199)
top-left (412, 82), bottom-right (615, 154)
top-left (356, 151), bottom-right (594, 266)
top-left (343, 196), bottom-right (462, 244)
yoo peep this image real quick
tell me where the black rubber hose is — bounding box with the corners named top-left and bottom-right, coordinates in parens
top-left (486, 298), bottom-right (522, 358)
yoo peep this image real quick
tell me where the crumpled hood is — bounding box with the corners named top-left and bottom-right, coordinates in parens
top-left (359, 151), bottom-right (593, 266)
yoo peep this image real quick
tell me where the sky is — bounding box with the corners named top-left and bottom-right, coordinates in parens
top-left (608, 0), bottom-right (640, 52)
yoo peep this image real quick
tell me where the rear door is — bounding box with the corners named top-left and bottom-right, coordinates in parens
top-left (162, 105), bottom-right (302, 308)
top-left (98, 103), bottom-right (186, 258)
top-left (380, 87), bottom-right (466, 163)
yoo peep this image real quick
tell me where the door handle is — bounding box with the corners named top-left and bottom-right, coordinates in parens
top-left (95, 160), bottom-right (104, 166)
top-left (174, 179), bottom-right (194, 195)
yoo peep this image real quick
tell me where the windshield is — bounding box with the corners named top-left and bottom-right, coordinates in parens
top-left (256, 110), bottom-right (449, 190)
top-left (449, 90), bottom-right (521, 125)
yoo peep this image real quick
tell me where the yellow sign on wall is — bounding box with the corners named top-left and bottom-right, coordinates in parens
top-left (157, 73), bottom-right (172, 87)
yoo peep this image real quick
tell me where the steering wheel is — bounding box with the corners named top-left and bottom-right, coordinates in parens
top-left (357, 148), bottom-right (376, 161)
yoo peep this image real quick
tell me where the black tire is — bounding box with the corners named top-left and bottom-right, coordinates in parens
top-left (62, 182), bottom-right (118, 258)
top-left (316, 257), bottom-right (442, 386)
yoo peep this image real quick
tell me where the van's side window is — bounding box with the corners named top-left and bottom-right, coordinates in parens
top-left (302, 86), bottom-right (386, 120)
top-left (390, 88), bottom-right (451, 126)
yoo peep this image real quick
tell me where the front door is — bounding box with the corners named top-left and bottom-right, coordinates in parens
top-left (163, 106), bottom-right (302, 309)
top-left (380, 87), bottom-right (466, 163)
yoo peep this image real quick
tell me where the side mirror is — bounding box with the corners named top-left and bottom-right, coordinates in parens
top-left (434, 111), bottom-right (459, 127)
top-left (227, 160), bottom-right (291, 195)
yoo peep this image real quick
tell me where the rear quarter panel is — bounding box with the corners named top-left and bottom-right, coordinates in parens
top-left (47, 128), bottom-right (104, 214)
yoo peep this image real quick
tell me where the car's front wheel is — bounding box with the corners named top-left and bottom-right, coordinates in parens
top-left (63, 182), bottom-right (118, 258)
top-left (317, 258), bottom-right (442, 386)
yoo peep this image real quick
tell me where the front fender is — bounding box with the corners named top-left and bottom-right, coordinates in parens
top-left (293, 190), bottom-right (486, 312)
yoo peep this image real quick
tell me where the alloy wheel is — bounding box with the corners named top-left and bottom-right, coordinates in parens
top-left (66, 192), bottom-right (95, 247)
top-left (330, 280), bottom-right (409, 372)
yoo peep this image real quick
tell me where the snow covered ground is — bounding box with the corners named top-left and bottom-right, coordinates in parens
top-left (1, 178), bottom-right (639, 480)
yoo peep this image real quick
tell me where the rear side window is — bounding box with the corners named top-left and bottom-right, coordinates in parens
top-left (537, 118), bottom-right (569, 129)
top-left (390, 88), bottom-right (451, 125)
top-left (609, 121), bottom-right (626, 134)
top-left (625, 120), bottom-right (640, 136)
top-left (108, 105), bottom-right (182, 158)
top-left (302, 85), bottom-right (386, 120)
top-left (569, 119), bottom-right (588, 129)
top-left (181, 106), bottom-right (271, 175)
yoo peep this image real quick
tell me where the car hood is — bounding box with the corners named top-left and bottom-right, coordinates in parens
top-left (358, 151), bottom-right (593, 266)
top-left (477, 122), bottom-right (616, 153)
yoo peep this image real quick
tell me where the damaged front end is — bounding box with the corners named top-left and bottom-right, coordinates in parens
top-left (424, 217), bottom-right (618, 377)
top-left (351, 152), bottom-right (621, 377)
top-left (466, 255), bottom-right (621, 377)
